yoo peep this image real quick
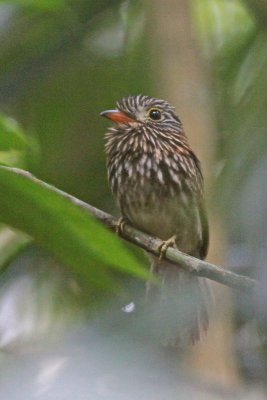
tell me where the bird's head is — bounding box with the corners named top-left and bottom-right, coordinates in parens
top-left (100, 95), bottom-right (183, 133)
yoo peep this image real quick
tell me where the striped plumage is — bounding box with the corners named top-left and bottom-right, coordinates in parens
top-left (101, 95), bottom-right (212, 346)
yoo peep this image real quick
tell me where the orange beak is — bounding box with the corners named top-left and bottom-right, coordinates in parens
top-left (100, 109), bottom-right (136, 124)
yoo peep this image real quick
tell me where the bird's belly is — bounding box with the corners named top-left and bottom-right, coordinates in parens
top-left (129, 204), bottom-right (175, 239)
top-left (122, 190), bottom-right (202, 255)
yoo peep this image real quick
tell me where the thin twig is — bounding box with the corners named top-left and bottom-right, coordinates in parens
top-left (10, 167), bottom-right (260, 293)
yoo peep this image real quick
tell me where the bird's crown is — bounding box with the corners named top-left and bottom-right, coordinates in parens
top-left (116, 95), bottom-right (182, 126)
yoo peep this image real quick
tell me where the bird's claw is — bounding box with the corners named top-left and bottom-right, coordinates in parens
top-left (158, 235), bottom-right (176, 261)
top-left (116, 217), bottom-right (128, 235)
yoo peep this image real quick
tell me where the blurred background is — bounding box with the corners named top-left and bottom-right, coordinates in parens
top-left (0, 0), bottom-right (267, 398)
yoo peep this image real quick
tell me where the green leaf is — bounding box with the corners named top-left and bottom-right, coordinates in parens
top-left (0, 166), bottom-right (148, 289)
top-left (0, 115), bottom-right (28, 151)
top-left (0, 0), bottom-right (66, 10)
top-left (0, 115), bottom-right (31, 168)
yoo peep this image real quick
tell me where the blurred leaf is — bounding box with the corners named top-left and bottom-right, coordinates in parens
top-left (214, 31), bottom-right (267, 208)
top-left (193, 0), bottom-right (255, 56)
top-left (0, 225), bottom-right (30, 272)
top-left (0, 150), bottom-right (25, 167)
top-left (0, 166), bottom-right (148, 289)
top-left (193, 1), bottom-right (267, 213)
top-left (244, 0), bottom-right (267, 28)
top-left (0, 114), bottom-right (28, 151)
top-left (0, 114), bottom-right (32, 167)
top-left (0, 0), bottom-right (66, 10)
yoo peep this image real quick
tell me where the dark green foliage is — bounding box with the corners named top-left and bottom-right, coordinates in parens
top-left (0, 166), bottom-right (148, 288)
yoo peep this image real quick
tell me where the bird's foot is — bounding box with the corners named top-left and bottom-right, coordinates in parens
top-left (116, 217), bottom-right (129, 235)
top-left (158, 235), bottom-right (177, 261)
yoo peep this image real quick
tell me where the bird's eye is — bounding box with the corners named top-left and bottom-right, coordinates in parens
top-left (148, 108), bottom-right (162, 121)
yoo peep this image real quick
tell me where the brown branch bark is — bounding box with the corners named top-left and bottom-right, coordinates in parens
top-left (13, 168), bottom-right (259, 294)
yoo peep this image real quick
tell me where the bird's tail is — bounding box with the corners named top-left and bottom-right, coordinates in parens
top-left (146, 256), bottom-right (213, 347)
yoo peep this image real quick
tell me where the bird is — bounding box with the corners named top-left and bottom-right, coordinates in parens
top-left (101, 95), bottom-right (213, 347)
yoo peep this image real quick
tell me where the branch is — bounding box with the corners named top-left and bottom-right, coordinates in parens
top-left (11, 168), bottom-right (260, 293)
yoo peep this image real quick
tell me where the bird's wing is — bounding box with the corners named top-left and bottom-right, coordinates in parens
top-left (198, 199), bottom-right (209, 260)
